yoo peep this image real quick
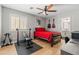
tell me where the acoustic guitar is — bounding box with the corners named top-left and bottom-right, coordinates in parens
top-left (52, 19), bottom-right (55, 28)
top-left (47, 19), bottom-right (51, 28)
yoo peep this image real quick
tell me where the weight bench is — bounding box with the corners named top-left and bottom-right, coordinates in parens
top-left (25, 38), bottom-right (33, 49)
top-left (23, 32), bottom-right (33, 49)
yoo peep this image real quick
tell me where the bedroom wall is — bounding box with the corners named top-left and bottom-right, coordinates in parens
top-left (45, 5), bottom-right (79, 37)
top-left (2, 7), bottom-right (46, 43)
top-left (52, 5), bottom-right (79, 37)
top-left (55, 10), bottom-right (79, 32)
top-left (0, 5), bottom-right (2, 44)
top-left (45, 17), bottom-right (58, 31)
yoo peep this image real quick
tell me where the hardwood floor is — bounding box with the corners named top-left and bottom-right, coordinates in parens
top-left (0, 44), bottom-right (17, 55)
top-left (32, 39), bottom-right (62, 55)
top-left (0, 39), bottom-right (64, 55)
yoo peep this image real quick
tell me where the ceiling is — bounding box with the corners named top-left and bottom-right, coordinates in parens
top-left (2, 4), bottom-right (79, 18)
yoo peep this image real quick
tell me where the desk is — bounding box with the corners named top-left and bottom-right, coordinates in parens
top-left (72, 31), bottom-right (79, 39)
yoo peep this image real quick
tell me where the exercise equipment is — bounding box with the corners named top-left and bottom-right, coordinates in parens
top-left (25, 38), bottom-right (33, 49)
top-left (1, 33), bottom-right (12, 47)
top-left (16, 28), bottom-right (33, 49)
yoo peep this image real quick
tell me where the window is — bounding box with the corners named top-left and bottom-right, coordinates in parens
top-left (61, 17), bottom-right (71, 37)
top-left (61, 17), bottom-right (71, 31)
top-left (10, 14), bottom-right (26, 31)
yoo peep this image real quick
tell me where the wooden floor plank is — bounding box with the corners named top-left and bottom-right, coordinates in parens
top-left (0, 44), bottom-right (17, 55)
top-left (32, 39), bottom-right (61, 55)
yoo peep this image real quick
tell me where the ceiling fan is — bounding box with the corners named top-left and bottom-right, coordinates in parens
top-left (36, 4), bottom-right (56, 15)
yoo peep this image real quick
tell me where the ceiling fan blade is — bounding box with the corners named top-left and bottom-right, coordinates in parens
top-left (36, 8), bottom-right (44, 10)
top-left (38, 11), bottom-right (43, 14)
top-left (47, 4), bottom-right (53, 10)
top-left (48, 10), bottom-right (56, 12)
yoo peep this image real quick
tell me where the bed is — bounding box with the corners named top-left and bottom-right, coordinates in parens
top-left (34, 27), bottom-right (61, 46)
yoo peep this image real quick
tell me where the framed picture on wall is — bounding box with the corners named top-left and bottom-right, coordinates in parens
top-left (37, 20), bottom-right (41, 25)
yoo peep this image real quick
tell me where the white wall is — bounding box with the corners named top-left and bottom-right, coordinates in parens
top-left (55, 9), bottom-right (79, 31)
top-left (54, 6), bottom-right (79, 37)
top-left (0, 5), bottom-right (2, 42)
top-left (45, 5), bottom-right (79, 37)
top-left (45, 17), bottom-right (58, 31)
top-left (2, 7), bottom-right (46, 43)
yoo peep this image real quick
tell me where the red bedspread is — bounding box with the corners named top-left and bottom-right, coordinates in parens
top-left (34, 31), bottom-right (61, 43)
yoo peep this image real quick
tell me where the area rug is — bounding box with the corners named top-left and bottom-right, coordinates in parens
top-left (15, 41), bottom-right (42, 55)
top-left (61, 50), bottom-right (73, 55)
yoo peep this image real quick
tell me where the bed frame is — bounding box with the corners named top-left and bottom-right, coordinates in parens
top-left (34, 34), bottom-right (61, 47)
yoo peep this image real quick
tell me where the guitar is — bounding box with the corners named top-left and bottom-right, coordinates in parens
top-left (47, 19), bottom-right (51, 28)
top-left (52, 19), bottom-right (55, 28)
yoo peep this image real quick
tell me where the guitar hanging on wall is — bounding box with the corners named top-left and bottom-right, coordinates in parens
top-left (47, 19), bottom-right (51, 28)
top-left (52, 18), bottom-right (55, 28)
